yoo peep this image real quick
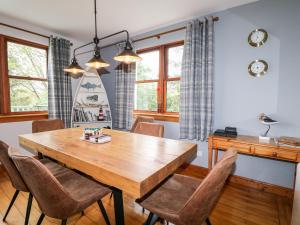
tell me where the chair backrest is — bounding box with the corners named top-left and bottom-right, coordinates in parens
top-left (11, 155), bottom-right (77, 219)
top-left (32, 119), bottom-right (64, 133)
top-left (130, 116), bottom-right (154, 132)
top-left (133, 122), bottom-right (164, 137)
top-left (179, 149), bottom-right (237, 225)
top-left (0, 141), bottom-right (28, 192)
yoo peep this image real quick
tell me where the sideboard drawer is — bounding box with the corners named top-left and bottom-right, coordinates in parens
top-left (253, 146), bottom-right (297, 161)
top-left (214, 141), bottom-right (252, 154)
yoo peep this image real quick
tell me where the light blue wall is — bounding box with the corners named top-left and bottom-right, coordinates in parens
top-left (100, 0), bottom-right (300, 188)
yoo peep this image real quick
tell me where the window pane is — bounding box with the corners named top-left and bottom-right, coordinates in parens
top-left (167, 80), bottom-right (180, 112)
top-left (7, 42), bottom-right (47, 78)
top-left (167, 45), bottom-right (184, 78)
top-left (9, 79), bottom-right (48, 112)
top-left (135, 82), bottom-right (157, 111)
top-left (136, 50), bottom-right (159, 81)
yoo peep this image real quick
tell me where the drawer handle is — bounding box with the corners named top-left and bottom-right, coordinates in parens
top-left (272, 152), bottom-right (278, 157)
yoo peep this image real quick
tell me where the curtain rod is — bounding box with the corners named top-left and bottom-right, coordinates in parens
top-left (98, 16), bottom-right (219, 50)
top-left (133, 16), bottom-right (219, 43)
top-left (0, 22), bottom-right (73, 46)
top-left (0, 22), bottom-right (50, 39)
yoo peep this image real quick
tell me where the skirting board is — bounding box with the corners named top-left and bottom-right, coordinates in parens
top-left (177, 164), bottom-right (294, 200)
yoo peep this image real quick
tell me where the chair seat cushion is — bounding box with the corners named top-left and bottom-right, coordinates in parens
top-left (40, 158), bottom-right (111, 212)
top-left (140, 174), bottom-right (202, 223)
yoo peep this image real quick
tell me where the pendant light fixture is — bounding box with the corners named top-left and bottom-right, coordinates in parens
top-left (114, 41), bottom-right (142, 64)
top-left (86, 46), bottom-right (110, 69)
top-left (63, 57), bottom-right (85, 75)
top-left (85, 0), bottom-right (109, 69)
top-left (64, 0), bottom-right (142, 78)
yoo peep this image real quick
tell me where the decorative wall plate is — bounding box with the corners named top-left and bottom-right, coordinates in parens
top-left (248, 29), bottom-right (268, 47)
top-left (248, 59), bottom-right (268, 77)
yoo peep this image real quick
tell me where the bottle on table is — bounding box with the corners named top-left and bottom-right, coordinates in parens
top-left (98, 106), bottom-right (104, 121)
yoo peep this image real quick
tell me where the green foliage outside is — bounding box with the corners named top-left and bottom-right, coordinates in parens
top-left (7, 42), bottom-right (48, 112)
top-left (166, 81), bottom-right (180, 112)
top-left (135, 82), bottom-right (157, 111)
top-left (135, 46), bottom-right (182, 112)
top-left (136, 51), bottom-right (159, 81)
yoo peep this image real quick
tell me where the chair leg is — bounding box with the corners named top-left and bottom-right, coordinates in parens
top-left (143, 213), bottom-right (159, 225)
top-left (36, 213), bottom-right (45, 225)
top-left (61, 219), bottom-right (67, 225)
top-left (145, 213), bottom-right (154, 225)
top-left (3, 190), bottom-right (19, 222)
top-left (206, 217), bottom-right (212, 225)
top-left (24, 193), bottom-right (33, 225)
top-left (97, 200), bottom-right (111, 225)
top-left (109, 192), bottom-right (113, 199)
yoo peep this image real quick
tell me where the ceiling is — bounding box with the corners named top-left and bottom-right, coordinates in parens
top-left (0, 0), bottom-right (257, 43)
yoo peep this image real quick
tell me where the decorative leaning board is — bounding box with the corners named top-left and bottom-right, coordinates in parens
top-left (71, 68), bottom-right (112, 128)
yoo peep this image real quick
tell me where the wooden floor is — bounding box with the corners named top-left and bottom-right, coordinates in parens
top-left (0, 166), bottom-right (292, 225)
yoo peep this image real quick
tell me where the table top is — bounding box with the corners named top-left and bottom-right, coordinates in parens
top-left (19, 128), bottom-right (197, 198)
top-left (210, 134), bottom-right (300, 150)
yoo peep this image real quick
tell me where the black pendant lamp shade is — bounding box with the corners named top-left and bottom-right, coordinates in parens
top-left (114, 41), bottom-right (142, 64)
top-left (86, 47), bottom-right (110, 69)
top-left (63, 57), bottom-right (84, 78)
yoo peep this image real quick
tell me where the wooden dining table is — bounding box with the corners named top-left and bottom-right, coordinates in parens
top-left (19, 127), bottom-right (197, 225)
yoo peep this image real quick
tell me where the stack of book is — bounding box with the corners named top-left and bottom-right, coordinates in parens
top-left (73, 108), bottom-right (94, 122)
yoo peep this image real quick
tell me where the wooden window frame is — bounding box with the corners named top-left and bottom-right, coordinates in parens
top-left (134, 40), bottom-right (184, 122)
top-left (0, 34), bottom-right (48, 123)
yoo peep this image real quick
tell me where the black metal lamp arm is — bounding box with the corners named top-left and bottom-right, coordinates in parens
top-left (72, 41), bottom-right (94, 57)
top-left (73, 30), bottom-right (130, 57)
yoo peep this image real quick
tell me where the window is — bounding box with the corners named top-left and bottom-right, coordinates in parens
top-left (134, 41), bottom-right (184, 122)
top-left (0, 35), bottom-right (48, 122)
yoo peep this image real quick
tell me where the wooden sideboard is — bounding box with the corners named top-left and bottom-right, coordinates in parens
top-left (208, 135), bottom-right (300, 170)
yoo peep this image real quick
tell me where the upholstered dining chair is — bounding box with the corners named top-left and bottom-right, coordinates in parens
top-left (130, 116), bottom-right (154, 132)
top-left (32, 119), bottom-right (64, 133)
top-left (138, 149), bottom-right (238, 225)
top-left (0, 140), bottom-right (67, 225)
top-left (11, 155), bottom-right (112, 225)
top-left (0, 140), bottom-right (32, 225)
top-left (133, 122), bottom-right (164, 137)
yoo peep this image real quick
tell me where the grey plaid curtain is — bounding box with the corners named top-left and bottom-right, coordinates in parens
top-left (48, 36), bottom-right (73, 128)
top-left (114, 50), bottom-right (136, 129)
top-left (179, 18), bottom-right (214, 141)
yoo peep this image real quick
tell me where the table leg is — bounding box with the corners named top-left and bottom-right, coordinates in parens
top-left (112, 188), bottom-right (125, 225)
top-left (208, 138), bottom-right (213, 170)
top-left (214, 149), bottom-right (218, 166)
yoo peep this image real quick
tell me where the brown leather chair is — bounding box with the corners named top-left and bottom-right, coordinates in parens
top-left (0, 141), bottom-right (31, 225)
top-left (0, 141), bottom-right (66, 225)
top-left (11, 155), bottom-right (111, 225)
top-left (32, 119), bottom-right (65, 158)
top-left (133, 122), bottom-right (164, 137)
top-left (139, 149), bottom-right (238, 225)
top-left (130, 116), bottom-right (154, 132)
top-left (32, 119), bottom-right (64, 133)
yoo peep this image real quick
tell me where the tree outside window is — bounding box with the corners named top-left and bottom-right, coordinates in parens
top-left (134, 41), bottom-right (183, 121)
